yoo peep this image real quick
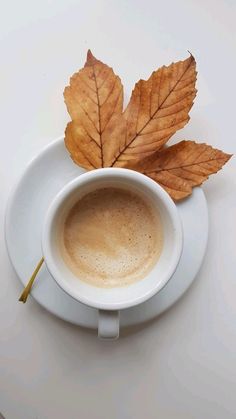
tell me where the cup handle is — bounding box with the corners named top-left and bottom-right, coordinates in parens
top-left (98, 310), bottom-right (120, 340)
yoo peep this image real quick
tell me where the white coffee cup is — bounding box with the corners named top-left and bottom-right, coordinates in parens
top-left (42, 168), bottom-right (183, 339)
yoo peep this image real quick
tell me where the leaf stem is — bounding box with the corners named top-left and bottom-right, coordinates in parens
top-left (18, 257), bottom-right (44, 303)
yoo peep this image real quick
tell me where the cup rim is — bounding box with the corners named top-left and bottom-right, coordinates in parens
top-left (42, 168), bottom-right (183, 310)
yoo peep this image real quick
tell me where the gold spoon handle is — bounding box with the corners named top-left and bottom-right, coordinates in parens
top-left (18, 257), bottom-right (44, 303)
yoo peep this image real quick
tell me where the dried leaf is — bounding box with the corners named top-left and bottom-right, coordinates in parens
top-left (105, 55), bottom-right (197, 167)
top-left (64, 50), bottom-right (123, 169)
top-left (64, 51), bottom-right (231, 200)
top-left (130, 141), bottom-right (232, 200)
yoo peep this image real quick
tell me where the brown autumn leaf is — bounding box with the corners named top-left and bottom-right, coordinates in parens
top-left (128, 140), bottom-right (232, 200)
top-left (64, 50), bottom-right (232, 200)
top-left (64, 50), bottom-right (123, 169)
top-left (64, 51), bottom-right (197, 169)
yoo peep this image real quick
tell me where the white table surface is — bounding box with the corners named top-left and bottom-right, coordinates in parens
top-left (1, 1), bottom-right (236, 418)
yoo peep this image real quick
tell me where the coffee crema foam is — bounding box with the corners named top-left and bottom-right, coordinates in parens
top-left (60, 187), bottom-right (163, 287)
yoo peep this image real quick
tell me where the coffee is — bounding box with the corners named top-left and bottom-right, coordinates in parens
top-left (60, 187), bottom-right (163, 287)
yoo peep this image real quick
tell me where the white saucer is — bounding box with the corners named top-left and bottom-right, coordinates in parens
top-left (5, 138), bottom-right (208, 329)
